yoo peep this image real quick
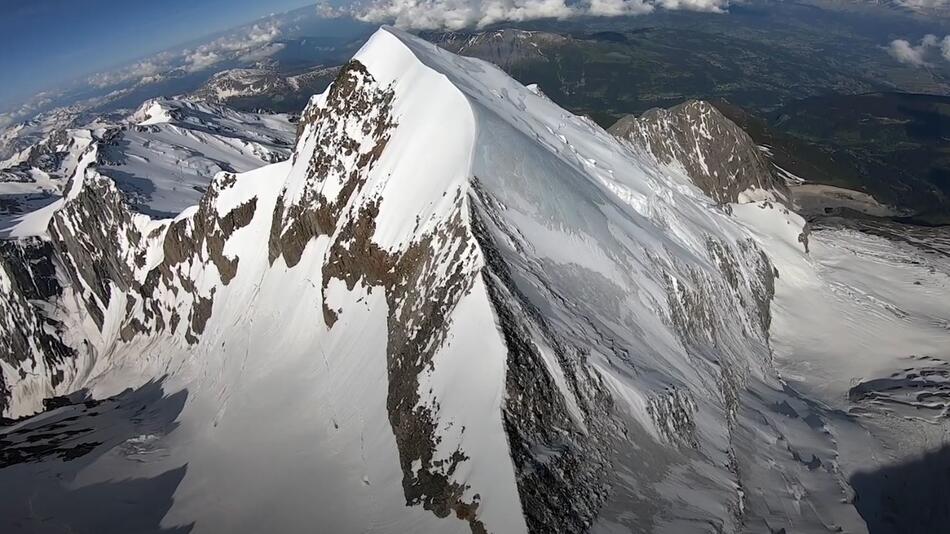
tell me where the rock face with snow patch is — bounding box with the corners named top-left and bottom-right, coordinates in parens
top-left (0, 26), bottom-right (948, 534)
top-left (422, 29), bottom-right (569, 70)
top-left (610, 100), bottom-right (789, 204)
top-left (193, 66), bottom-right (291, 104)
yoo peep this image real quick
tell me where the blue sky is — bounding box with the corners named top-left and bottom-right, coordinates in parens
top-left (0, 0), bottom-right (316, 107)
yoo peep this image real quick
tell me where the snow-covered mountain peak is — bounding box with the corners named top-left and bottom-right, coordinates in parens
top-left (133, 100), bottom-right (181, 125)
top-left (215, 26), bottom-right (792, 530)
top-left (312, 27), bottom-right (751, 255)
top-left (1, 25), bottom-right (948, 534)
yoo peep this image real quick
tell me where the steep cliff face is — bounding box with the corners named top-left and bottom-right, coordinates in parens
top-left (0, 239), bottom-right (73, 415)
top-left (610, 100), bottom-right (790, 205)
top-left (0, 138), bottom-right (263, 416)
top-left (1, 26), bottom-right (944, 534)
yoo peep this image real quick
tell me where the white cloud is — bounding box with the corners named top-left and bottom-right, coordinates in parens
top-left (894, 0), bottom-right (948, 9)
top-left (183, 21), bottom-right (284, 71)
top-left (239, 42), bottom-right (287, 63)
top-left (587, 0), bottom-right (653, 16)
top-left (316, 1), bottom-right (348, 17)
top-left (655, 0), bottom-right (728, 12)
top-left (215, 21), bottom-right (283, 52)
top-left (480, 0), bottom-right (577, 24)
top-left (358, 0), bottom-right (577, 31)
top-left (85, 20), bottom-right (285, 87)
top-left (356, 0), bottom-right (729, 30)
top-left (184, 50), bottom-right (223, 72)
top-left (87, 53), bottom-right (176, 88)
top-left (887, 34), bottom-right (950, 67)
top-left (888, 38), bottom-right (929, 66)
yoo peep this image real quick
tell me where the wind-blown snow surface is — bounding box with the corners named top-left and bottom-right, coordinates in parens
top-left (1, 26), bottom-right (948, 534)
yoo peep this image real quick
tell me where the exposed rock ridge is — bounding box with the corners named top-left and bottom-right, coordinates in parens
top-left (270, 60), bottom-right (396, 268)
top-left (324, 195), bottom-right (487, 532)
top-left (0, 137), bottom-right (263, 415)
top-left (283, 61), bottom-right (489, 532)
top-left (470, 181), bottom-right (618, 534)
top-left (609, 100), bottom-right (789, 205)
top-left (0, 240), bottom-right (74, 415)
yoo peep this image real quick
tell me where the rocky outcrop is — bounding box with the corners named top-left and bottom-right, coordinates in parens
top-left (325, 194), bottom-right (486, 531)
top-left (0, 131), bottom-right (264, 414)
top-left (610, 100), bottom-right (789, 205)
top-left (471, 183), bottom-right (617, 534)
top-left (0, 241), bottom-right (74, 414)
top-left (48, 172), bottom-right (142, 330)
top-left (270, 60), bottom-right (395, 268)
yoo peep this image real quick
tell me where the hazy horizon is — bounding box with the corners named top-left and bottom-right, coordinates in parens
top-left (0, 0), bottom-right (317, 108)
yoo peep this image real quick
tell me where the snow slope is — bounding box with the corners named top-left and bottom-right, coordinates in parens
top-left (0, 26), bottom-right (948, 534)
top-left (0, 97), bottom-right (295, 237)
top-left (111, 98), bottom-right (295, 216)
top-left (734, 202), bottom-right (950, 459)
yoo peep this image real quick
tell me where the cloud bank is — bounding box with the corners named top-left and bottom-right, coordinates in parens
top-left (0, 92), bottom-right (58, 129)
top-left (184, 21), bottom-right (284, 72)
top-left (86, 21), bottom-right (284, 87)
top-left (354, 0), bottom-right (729, 31)
top-left (887, 34), bottom-right (950, 67)
top-left (87, 52), bottom-right (177, 88)
top-left (895, 0), bottom-right (949, 9)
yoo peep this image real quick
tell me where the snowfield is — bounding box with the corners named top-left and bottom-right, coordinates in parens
top-left (0, 26), bottom-right (947, 534)
top-left (1, 97), bottom-right (295, 237)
